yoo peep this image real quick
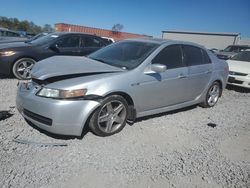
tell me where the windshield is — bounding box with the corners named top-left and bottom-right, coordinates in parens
top-left (88, 41), bottom-right (159, 70)
top-left (27, 33), bottom-right (48, 42)
top-left (223, 46), bottom-right (232, 52)
top-left (231, 51), bottom-right (250, 62)
top-left (29, 33), bottom-right (59, 45)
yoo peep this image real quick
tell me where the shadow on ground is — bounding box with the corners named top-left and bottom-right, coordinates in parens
top-left (0, 73), bottom-right (14, 79)
top-left (0, 110), bottom-right (14, 121)
top-left (226, 85), bottom-right (250, 93)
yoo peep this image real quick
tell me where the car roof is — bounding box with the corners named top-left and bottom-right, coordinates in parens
top-left (51, 32), bottom-right (101, 38)
top-left (125, 37), bottom-right (205, 48)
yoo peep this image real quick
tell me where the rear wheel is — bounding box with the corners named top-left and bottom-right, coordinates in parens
top-left (200, 81), bottom-right (221, 108)
top-left (89, 95), bottom-right (128, 137)
top-left (12, 58), bottom-right (36, 80)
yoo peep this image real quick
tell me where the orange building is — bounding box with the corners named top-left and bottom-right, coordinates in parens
top-left (54, 23), bottom-right (150, 41)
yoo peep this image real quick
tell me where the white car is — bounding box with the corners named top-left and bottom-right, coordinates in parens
top-left (227, 50), bottom-right (250, 88)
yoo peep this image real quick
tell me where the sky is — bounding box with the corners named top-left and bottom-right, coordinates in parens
top-left (0, 0), bottom-right (250, 38)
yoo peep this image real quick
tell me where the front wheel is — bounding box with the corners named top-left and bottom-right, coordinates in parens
top-left (200, 81), bottom-right (221, 108)
top-left (89, 95), bottom-right (128, 137)
top-left (12, 58), bottom-right (36, 80)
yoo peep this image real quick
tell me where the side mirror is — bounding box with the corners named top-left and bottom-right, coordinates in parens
top-left (49, 44), bottom-right (59, 52)
top-left (151, 64), bottom-right (166, 73)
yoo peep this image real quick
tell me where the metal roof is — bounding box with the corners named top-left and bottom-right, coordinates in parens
top-left (162, 30), bottom-right (240, 37)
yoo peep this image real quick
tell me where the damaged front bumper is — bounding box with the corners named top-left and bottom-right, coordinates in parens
top-left (16, 82), bottom-right (100, 136)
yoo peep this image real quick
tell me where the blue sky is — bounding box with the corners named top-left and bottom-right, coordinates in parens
top-left (0, 0), bottom-right (250, 38)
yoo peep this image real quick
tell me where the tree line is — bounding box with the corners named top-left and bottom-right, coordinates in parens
top-left (0, 16), bottom-right (54, 34)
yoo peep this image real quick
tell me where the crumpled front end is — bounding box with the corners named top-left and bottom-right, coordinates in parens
top-left (16, 81), bottom-right (101, 136)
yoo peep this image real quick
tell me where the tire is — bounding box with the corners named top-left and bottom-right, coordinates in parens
top-left (200, 81), bottom-right (221, 108)
top-left (12, 58), bottom-right (36, 80)
top-left (89, 95), bottom-right (128, 137)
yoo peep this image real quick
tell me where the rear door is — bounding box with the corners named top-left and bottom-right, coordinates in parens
top-left (182, 45), bottom-right (212, 100)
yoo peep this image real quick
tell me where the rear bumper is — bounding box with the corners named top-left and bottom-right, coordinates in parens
top-left (16, 82), bottom-right (101, 136)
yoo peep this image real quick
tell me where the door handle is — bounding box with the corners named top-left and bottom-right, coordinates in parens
top-left (205, 70), bottom-right (212, 74)
top-left (178, 74), bottom-right (187, 79)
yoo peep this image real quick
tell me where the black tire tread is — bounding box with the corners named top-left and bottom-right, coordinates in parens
top-left (200, 81), bottom-right (221, 108)
top-left (89, 95), bottom-right (128, 137)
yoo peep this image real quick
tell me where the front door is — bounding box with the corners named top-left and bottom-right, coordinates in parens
top-left (55, 35), bottom-right (81, 56)
top-left (133, 45), bottom-right (190, 112)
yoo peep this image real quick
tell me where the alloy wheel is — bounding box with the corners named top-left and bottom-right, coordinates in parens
top-left (97, 100), bottom-right (127, 134)
top-left (207, 84), bottom-right (220, 106)
top-left (16, 60), bottom-right (34, 79)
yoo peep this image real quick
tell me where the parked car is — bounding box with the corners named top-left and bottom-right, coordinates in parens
top-left (0, 32), bottom-right (49, 44)
top-left (18, 31), bottom-right (36, 38)
top-left (227, 50), bottom-right (250, 88)
top-left (0, 27), bottom-right (26, 42)
top-left (216, 45), bottom-right (250, 60)
top-left (101, 37), bottom-right (115, 44)
top-left (16, 38), bottom-right (228, 137)
top-left (0, 32), bottom-right (109, 79)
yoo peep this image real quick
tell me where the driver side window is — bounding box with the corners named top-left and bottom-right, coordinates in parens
top-left (56, 35), bottom-right (80, 48)
top-left (152, 45), bottom-right (184, 69)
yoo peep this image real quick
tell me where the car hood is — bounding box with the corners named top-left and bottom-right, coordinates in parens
top-left (227, 59), bottom-right (250, 74)
top-left (31, 56), bottom-right (124, 80)
top-left (0, 41), bottom-right (31, 50)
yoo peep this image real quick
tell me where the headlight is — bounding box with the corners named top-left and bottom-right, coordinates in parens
top-left (0, 51), bottom-right (16, 56)
top-left (36, 87), bottom-right (87, 99)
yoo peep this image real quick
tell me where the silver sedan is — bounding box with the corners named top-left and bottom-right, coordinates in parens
top-left (16, 38), bottom-right (229, 137)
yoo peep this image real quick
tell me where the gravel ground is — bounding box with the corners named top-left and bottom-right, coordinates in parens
top-left (0, 76), bottom-right (250, 188)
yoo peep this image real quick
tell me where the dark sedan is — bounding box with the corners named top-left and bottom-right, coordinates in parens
top-left (0, 32), bottom-right (109, 79)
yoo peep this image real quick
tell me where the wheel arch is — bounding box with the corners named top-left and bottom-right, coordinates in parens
top-left (213, 79), bottom-right (223, 97)
top-left (80, 91), bottom-right (136, 136)
top-left (12, 56), bottom-right (38, 68)
top-left (104, 91), bottom-right (134, 106)
top-left (104, 91), bottom-right (136, 122)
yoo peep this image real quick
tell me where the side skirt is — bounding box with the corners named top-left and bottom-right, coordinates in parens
top-left (136, 98), bottom-right (203, 118)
